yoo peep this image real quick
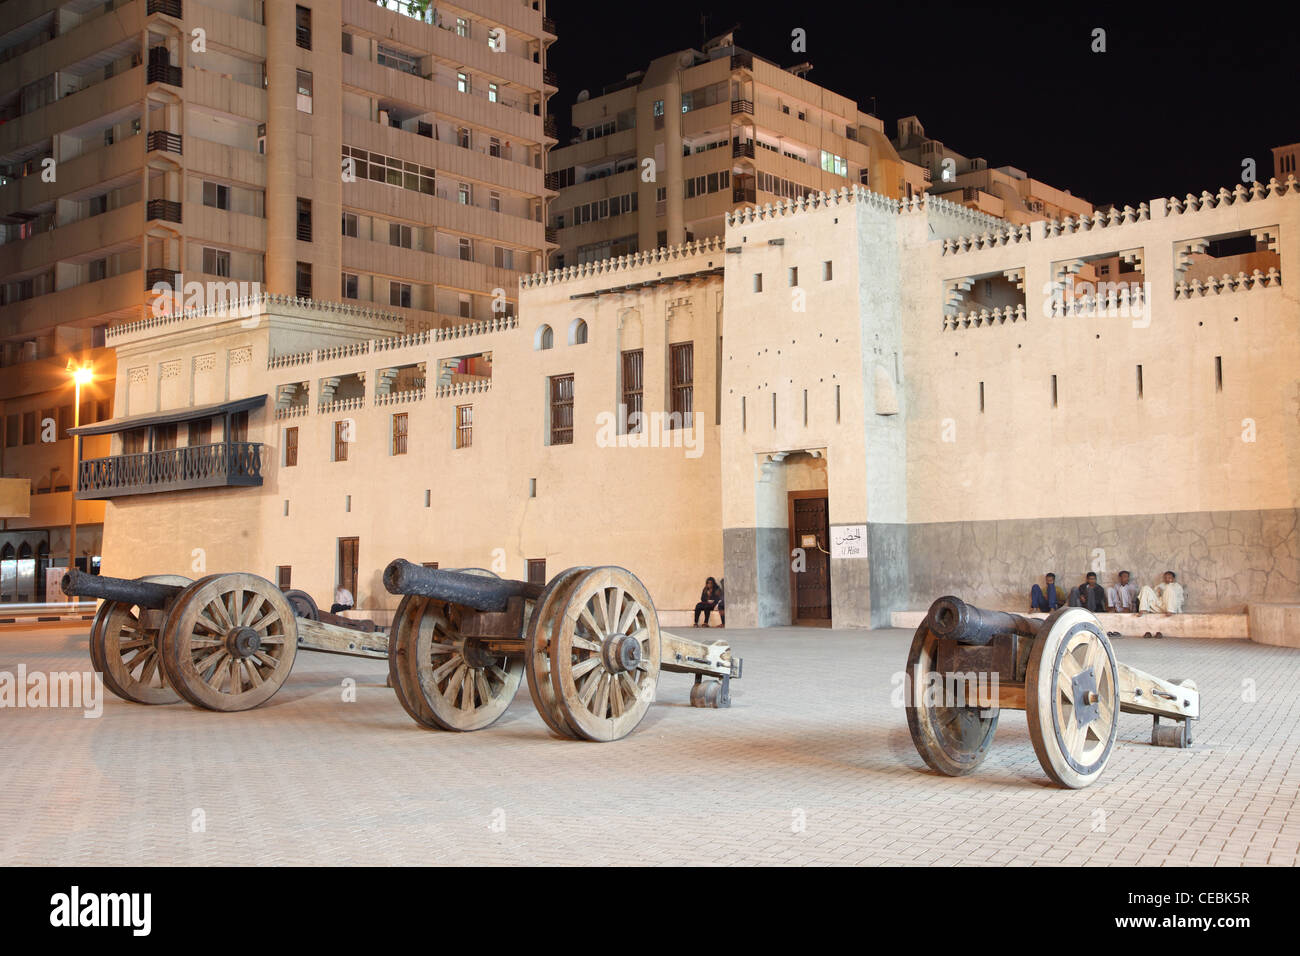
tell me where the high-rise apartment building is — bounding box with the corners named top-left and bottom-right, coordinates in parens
top-left (892, 115), bottom-right (1091, 223)
top-left (0, 0), bottom-right (556, 596)
top-left (547, 31), bottom-right (924, 268)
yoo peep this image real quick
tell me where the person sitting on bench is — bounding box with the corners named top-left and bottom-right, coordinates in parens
top-left (331, 584), bottom-right (354, 615)
top-left (1068, 572), bottom-right (1107, 612)
top-left (1030, 573), bottom-right (1063, 613)
top-left (1138, 571), bottom-right (1184, 614)
top-left (1107, 570), bottom-right (1138, 612)
top-left (693, 577), bottom-right (722, 627)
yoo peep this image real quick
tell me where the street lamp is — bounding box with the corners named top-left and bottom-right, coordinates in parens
top-left (69, 363), bottom-right (92, 576)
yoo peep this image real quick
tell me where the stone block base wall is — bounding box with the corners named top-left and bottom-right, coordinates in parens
top-left (905, 508), bottom-right (1300, 614)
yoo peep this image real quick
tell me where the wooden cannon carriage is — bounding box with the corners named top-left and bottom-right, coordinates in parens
top-left (383, 560), bottom-right (740, 741)
top-left (62, 563), bottom-right (741, 738)
top-left (905, 597), bottom-right (1200, 788)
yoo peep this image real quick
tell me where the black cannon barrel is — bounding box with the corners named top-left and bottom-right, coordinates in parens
top-left (60, 570), bottom-right (184, 609)
top-left (382, 559), bottom-right (544, 612)
top-left (927, 595), bottom-right (1041, 645)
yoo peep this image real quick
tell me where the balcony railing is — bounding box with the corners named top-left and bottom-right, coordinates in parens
top-left (733, 186), bottom-right (756, 204)
top-left (543, 116), bottom-right (557, 139)
top-left (297, 221), bottom-right (312, 242)
top-left (542, 16), bottom-right (556, 34)
top-left (733, 139), bottom-right (755, 159)
top-left (77, 442), bottom-right (264, 500)
top-left (145, 268), bottom-right (180, 291)
top-left (544, 226), bottom-right (557, 244)
top-left (544, 171), bottom-right (560, 191)
top-left (543, 68), bottom-right (558, 87)
top-left (146, 130), bottom-right (182, 154)
top-left (730, 99), bottom-right (753, 115)
top-left (146, 62), bottom-right (183, 87)
top-left (730, 51), bottom-right (753, 70)
top-left (147, 0), bottom-right (183, 18)
top-left (146, 199), bottom-right (182, 223)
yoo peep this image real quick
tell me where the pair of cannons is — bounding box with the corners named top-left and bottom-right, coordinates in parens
top-left (62, 561), bottom-right (741, 741)
top-left (905, 597), bottom-right (1200, 788)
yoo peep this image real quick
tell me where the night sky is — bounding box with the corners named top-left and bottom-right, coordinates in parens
top-left (546, 0), bottom-right (1298, 208)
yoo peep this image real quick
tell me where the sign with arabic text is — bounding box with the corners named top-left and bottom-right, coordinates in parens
top-left (830, 525), bottom-right (867, 559)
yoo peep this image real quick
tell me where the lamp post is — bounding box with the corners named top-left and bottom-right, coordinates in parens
top-left (69, 364), bottom-right (92, 574)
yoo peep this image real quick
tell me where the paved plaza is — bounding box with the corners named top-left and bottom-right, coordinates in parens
top-left (1, 624), bottom-right (1297, 866)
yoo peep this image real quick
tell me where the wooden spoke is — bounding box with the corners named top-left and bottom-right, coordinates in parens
top-left (160, 573), bottom-right (296, 712)
top-left (904, 612), bottom-right (1001, 778)
top-left (1026, 609), bottom-right (1120, 789)
top-left (549, 568), bottom-right (661, 742)
top-left (92, 585), bottom-right (190, 705)
top-left (391, 580), bottom-right (524, 733)
top-left (523, 568), bottom-right (589, 739)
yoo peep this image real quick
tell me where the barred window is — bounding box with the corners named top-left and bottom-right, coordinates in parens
top-left (549, 375), bottom-right (573, 445)
top-left (670, 342), bottom-right (693, 426)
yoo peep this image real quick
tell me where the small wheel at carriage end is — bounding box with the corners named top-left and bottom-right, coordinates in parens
top-left (391, 569), bottom-right (526, 732)
top-left (904, 612), bottom-right (999, 777)
top-left (89, 574), bottom-right (192, 706)
top-left (690, 675), bottom-right (731, 708)
top-left (1025, 607), bottom-right (1121, 789)
top-left (160, 573), bottom-right (297, 712)
top-left (548, 566), bottom-right (662, 742)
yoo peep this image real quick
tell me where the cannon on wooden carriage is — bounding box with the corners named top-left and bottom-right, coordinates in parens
top-left (62, 569), bottom-right (386, 711)
top-left (905, 596), bottom-right (1200, 788)
top-left (383, 560), bottom-right (742, 740)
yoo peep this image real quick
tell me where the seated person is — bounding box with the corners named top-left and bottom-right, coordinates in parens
top-left (1067, 572), bottom-right (1106, 612)
top-left (1138, 571), bottom-right (1185, 613)
top-left (715, 578), bottom-right (725, 628)
top-left (1107, 570), bottom-right (1138, 612)
top-left (331, 585), bottom-right (354, 615)
top-left (693, 576), bottom-right (722, 627)
top-left (1030, 573), bottom-right (1063, 612)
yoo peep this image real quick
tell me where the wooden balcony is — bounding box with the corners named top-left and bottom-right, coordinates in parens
top-left (76, 442), bottom-right (264, 500)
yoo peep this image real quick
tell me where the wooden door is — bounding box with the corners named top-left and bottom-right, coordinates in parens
top-left (338, 537), bottom-right (359, 599)
top-left (788, 492), bottom-right (831, 626)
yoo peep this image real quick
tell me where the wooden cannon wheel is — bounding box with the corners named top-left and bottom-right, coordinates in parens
top-left (523, 566), bottom-right (590, 738)
top-left (160, 573), bottom-right (297, 712)
top-left (548, 567), bottom-right (661, 742)
top-left (904, 621), bottom-right (999, 776)
top-left (390, 569), bottom-right (526, 732)
top-left (90, 574), bottom-right (192, 705)
top-left (1025, 608), bottom-right (1120, 789)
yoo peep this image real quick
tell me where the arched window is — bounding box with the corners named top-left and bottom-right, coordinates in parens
top-left (568, 318), bottom-right (588, 345)
top-left (535, 324), bottom-right (554, 350)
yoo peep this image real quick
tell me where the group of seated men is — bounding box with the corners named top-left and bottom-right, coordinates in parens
top-left (1030, 570), bottom-right (1185, 615)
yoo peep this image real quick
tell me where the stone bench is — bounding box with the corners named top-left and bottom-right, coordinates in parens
top-left (889, 609), bottom-right (1250, 640)
top-left (1246, 604), bottom-right (1300, 648)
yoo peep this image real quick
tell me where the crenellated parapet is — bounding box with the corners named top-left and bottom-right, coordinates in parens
top-left (943, 304), bottom-right (1028, 331)
top-left (266, 315), bottom-right (518, 370)
top-left (520, 236), bottom-right (727, 289)
top-left (108, 293), bottom-right (406, 342)
top-left (1174, 268), bottom-right (1282, 299)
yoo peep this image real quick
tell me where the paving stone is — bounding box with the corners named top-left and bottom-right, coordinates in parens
top-left (0, 626), bottom-right (1295, 865)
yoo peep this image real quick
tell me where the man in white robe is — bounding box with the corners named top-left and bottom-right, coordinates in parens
top-left (1138, 571), bottom-right (1185, 613)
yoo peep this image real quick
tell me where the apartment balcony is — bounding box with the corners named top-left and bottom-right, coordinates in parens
top-left (147, 0), bottom-right (183, 17)
top-left (733, 139), bottom-right (755, 159)
top-left (146, 130), bottom-right (183, 155)
top-left (544, 116), bottom-right (557, 139)
top-left (146, 62), bottom-right (183, 87)
top-left (544, 226), bottom-right (557, 244)
top-left (543, 68), bottom-right (558, 89)
top-left (542, 16), bottom-right (556, 36)
top-left (146, 199), bottom-right (182, 223)
top-left (146, 268), bottom-right (180, 291)
top-left (544, 171), bottom-right (560, 191)
top-left (731, 51), bottom-right (754, 71)
top-left (76, 442), bottom-right (264, 500)
top-left (731, 99), bottom-right (754, 116)
top-left (733, 185), bottom-right (756, 204)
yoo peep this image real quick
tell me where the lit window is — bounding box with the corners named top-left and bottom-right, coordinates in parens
top-left (488, 83), bottom-right (498, 103)
top-left (457, 72), bottom-right (470, 94)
